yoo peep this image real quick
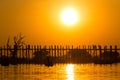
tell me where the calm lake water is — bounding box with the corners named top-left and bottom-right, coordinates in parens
top-left (0, 63), bottom-right (120, 80)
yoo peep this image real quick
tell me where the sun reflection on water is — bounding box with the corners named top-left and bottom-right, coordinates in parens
top-left (66, 64), bottom-right (74, 80)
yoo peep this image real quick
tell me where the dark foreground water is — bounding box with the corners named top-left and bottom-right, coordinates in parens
top-left (0, 63), bottom-right (120, 80)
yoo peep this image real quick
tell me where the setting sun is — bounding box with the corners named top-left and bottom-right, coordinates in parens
top-left (61, 8), bottom-right (78, 26)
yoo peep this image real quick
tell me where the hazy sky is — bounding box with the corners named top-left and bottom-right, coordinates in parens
top-left (0, 0), bottom-right (120, 46)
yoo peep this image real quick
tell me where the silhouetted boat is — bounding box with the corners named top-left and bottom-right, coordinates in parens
top-left (1, 56), bottom-right (9, 66)
top-left (44, 56), bottom-right (54, 67)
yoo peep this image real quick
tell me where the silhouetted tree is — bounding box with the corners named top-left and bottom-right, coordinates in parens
top-left (7, 33), bottom-right (25, 58)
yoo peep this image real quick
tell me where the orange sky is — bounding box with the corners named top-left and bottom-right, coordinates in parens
top-left (0, 0), bottom-right (120, 46)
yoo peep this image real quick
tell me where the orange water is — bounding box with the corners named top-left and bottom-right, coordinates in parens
top-left (0, 63), bottom-right (120, 80)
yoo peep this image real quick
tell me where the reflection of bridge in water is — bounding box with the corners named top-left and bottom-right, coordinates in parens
top-left (0, 45), bottom-right (120, 66)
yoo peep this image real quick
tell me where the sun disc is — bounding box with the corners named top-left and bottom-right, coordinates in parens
top-left (61, 8), bottom-right (78, 26)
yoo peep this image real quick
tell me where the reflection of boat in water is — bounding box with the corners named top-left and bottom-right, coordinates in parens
top-left (44, 56), bottom-right (54, 67)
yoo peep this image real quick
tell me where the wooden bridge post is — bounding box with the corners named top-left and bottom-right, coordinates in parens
top-left (59, 45), bottom-right (62, 63)
top-left (83, 45), bottom-right (84, 54)
top-left (68, 45), bottom-right (70, 63)
top-left (34, 45), bottom-right (37, 57)
top-left (57, 45), bottom-right (59, 63)
top-left (51, 45), bottom-right (53, 58)
top-left (14, 45), bottom-right (18, 58)
top-left (0, 47), bottom-right (2, 58)
top-left (26, 45), bottom-right (28, 59)
top-left (7, 45), bottom-right (9, 58)
top-left (85, 45), bottom-right (86, 53)
top-left (104, 46), bottom-right (107, 53)
top-left (28, 45), bottom-right (30, 62)
top-left (31, 45), bottom-right (33, 59)
top-left (89, 46), bottom-right (92, 54)
top-left (104, 46), bottom-right (107, 60)
top-left (98, 45), bottom-right (102, 57)
top-left (72, 45), bottom-right (73, 50)
top-left (22, 46), bottom-right (24, 59)
top-left (4, 45), bottom-right (5, 56)
top-left (0, 47), bottom-right (2, 57)
top-left (95, 45), bottom-right (97, 56)
top-left (62, 46), bottom-right (64, 63)
top-left (65, 45), bottom-right (68, 63)
top-left (49, 45), bottom-right (51, 55)
top-left (39, 45), bottom-right (41, 50)
top-left (88, 45), bottom-right (90, 54)
top-left (88, 45), bottom-right (91, 55)
top-left (37, 45), bottom-right (39, 51)
top-left (115, 45), bottom-right (117, 53)
top-left (19, 46), bottom-right (22, 58)
top-left (93, 45), bottom-right (97, 57)
top-left (110, 45), bottom-right (112, 53)
top-left (54, 45), bottom-right (56, 63)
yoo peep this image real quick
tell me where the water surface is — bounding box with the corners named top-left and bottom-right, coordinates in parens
top-left (0, 63), bottom-right (120, 80)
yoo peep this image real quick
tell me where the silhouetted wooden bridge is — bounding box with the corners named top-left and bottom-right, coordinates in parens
top-left (0, 45), bottom-right (120, 66)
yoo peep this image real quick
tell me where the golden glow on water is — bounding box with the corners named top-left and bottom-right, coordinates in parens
top-left (66, 64), bottom-right (74, 80)
top-left (1, 64), bottom-right (120, 80)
